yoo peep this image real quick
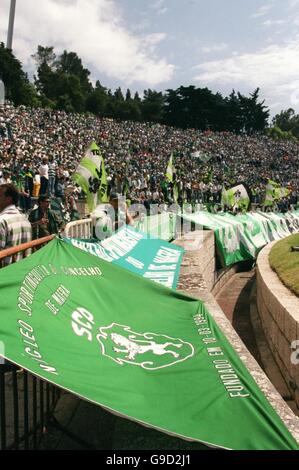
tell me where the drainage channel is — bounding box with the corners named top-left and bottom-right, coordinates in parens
top-left (215, 270), bottom-right (298, 417)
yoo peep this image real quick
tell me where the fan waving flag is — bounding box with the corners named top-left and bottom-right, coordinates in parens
top-left (221, 183), bottom-right (251, 211)
top-left (72, 142), bottom-right (108, 212)
top-left (0, 238), bottom-right (298, 450)
top-left (265, 180), bottom-right (290, 206)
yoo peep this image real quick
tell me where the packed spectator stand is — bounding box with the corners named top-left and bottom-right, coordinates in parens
top-left (0, 102), bottom-right (298, 214)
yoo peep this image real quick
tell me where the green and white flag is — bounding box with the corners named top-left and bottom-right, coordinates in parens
top-left (0, 238), bottom-right (298, 450)
top-left (265, 180), bottom-right (290, 206)
top-left (72, 142), bottom-right (108, 212)
top-left (191, 151), bottom-right (211, 163)
top-left (221, 184), bottom-right (250, 211)
top-left (182, 210), bottom-right (299, 267)
top-left (166, 153), bottom-right (174, 183)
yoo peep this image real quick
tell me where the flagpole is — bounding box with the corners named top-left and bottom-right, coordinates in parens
top-left (7, 0), bottom-right (16, 50)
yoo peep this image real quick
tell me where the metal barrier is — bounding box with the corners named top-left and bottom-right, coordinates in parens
top-left (0, 235), bottom-right (61, 450)
top-left (64, 218), bottom-right (92, 239)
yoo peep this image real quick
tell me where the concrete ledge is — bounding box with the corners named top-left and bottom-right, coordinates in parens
top-left (173, 230), bottom-right (215, 293)
top-left (175, 231), bottom-right (299, 445)
top-left (256, 241), bottom-right (299, 411)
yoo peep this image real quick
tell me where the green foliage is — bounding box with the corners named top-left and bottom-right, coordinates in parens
top-left (266, 126), bottom-right (296, 140)
top-left (164, 86), bottom-right (269, 133)
top-left (31, 45), bottom-right (56, 68)
top-left (272, 108), bottom-right (299, 139)
top-left (1, 43), bottom-right (273, 134)
top-left (0, 42), bottom-right (39, 106)
top-left (141, 89), bottom-right (165, 123)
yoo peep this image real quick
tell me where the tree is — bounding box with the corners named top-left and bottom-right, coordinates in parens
top-left (31, 45), bottom-right (56, 69)
top-left (0, 42), bottom-right (39, 106)
top-left (114, 87), bottom-right (124, 102)
top-left (266, 126), bottom-right (296, 140)
top-left (236, 88), bottom-right (269, 134)
top-left (56, 50), bottom-right (92, 95)
top-left (272, 108), bottom-right (299, 138)
top-left (141, 89), bottom-right (164, 122)
top-left (86, 81), bottom-right (108, 116)
top-left (125, 89), bottom-right (132, 101)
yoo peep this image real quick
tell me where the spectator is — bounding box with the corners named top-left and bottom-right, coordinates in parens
top-left (39, 156), bottom-right (49, 195)
top-left (0, 183), bottom-right (32, 266)
top-left (29, 195), bottom-right (64, 240)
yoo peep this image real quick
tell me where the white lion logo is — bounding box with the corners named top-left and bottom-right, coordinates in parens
top-left (110, 332), bottom-right (182, 360)
top-left (97, 323), bottom-right (195, 370)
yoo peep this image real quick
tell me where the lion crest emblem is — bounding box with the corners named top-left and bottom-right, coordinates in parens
top-left (96, 323), bottom-right (195, 370)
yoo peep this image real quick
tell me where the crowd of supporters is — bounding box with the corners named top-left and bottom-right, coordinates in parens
top-left (0, 103), bottom-right (298, 213)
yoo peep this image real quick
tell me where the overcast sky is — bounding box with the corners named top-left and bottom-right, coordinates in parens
top-left (1, 0), bottom-right (299, 116)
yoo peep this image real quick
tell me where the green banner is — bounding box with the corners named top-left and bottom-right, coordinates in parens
top-left (182, 211), bottom-right (299, 267)
top-left (63, 226), bottom-right (184, 289)
top-left (0, 238), bottom-right (298, 450)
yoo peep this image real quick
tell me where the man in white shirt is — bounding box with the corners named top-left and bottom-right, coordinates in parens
top-left (39, 157), bottom-right (49, 195)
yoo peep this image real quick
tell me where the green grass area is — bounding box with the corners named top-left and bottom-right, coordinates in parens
top-left (269, 234), bottom-right (299, 297)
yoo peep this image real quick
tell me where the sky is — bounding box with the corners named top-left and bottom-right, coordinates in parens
top-left (1, 0), bottom-right (299, 117)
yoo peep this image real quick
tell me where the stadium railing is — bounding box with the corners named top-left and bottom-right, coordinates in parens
top-left (64, 218), bottom-right (92, 239)
top-left (0, 235), bottom-right (61, 450)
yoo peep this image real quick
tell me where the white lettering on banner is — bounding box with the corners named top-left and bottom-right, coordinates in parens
top-left (45, 285), bottom-right (71, 316)
top-left (193, 314), bottom-right (250, 399)
top-left (101, 228), bottom-right (142, 261)
top-left (125, 257), bottom-right (144, 269)
top-left (45, 300), bottom-right (59, 315)
top-left (18, 265), bottom-right (52, 316)
top-left (71, 307), bottom-right (95, 342)
top-left (143, 271), bottom-right (175, 288)
top-left (153, 247), bottom-right (181, 264)
top-left (61, 266), bottom-right (102, 276)
top-left (194, 314), bottom-right (208, 326)
top-left (148, 264), bottom-right (176, 271)
top-left (52, 285), bottom-right (70, 306)
top-left (17, 319), bottom-right (58, 375)
top-left (71, 239), bottom-right (113, 262)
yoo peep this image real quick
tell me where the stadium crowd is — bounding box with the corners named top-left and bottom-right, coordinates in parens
top-left (0, 103), bottom-right (298, 214)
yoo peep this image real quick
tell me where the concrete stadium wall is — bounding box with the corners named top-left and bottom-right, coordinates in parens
top-left (173, 230), bottom-right (215, 292)
top-left (256, 242), bottom-right (299, 410)
top-left (174, 231), bottom-right (299, 445)
top-left (173, 229), bottom-right (242, 296)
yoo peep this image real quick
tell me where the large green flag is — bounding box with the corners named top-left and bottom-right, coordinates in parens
top-left (72, 142), bottom-right (108, 212)
top-left (0, 238), bottom-right (298, 450)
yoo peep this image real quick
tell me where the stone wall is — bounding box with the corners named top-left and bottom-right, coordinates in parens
top-left (173, 230), bottom-right (215, 293)
top-left (256, 242), bottom-right (299, 410)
